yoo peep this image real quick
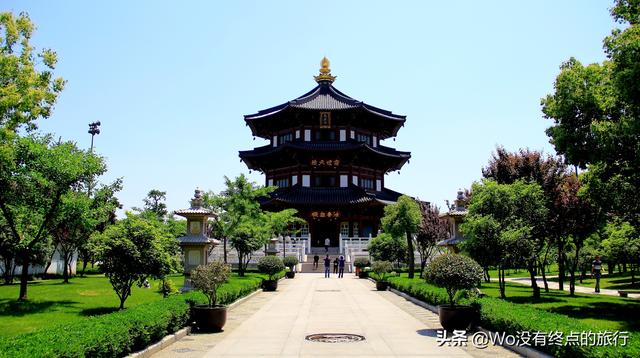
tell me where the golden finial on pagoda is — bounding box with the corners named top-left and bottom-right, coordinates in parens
top-left (314, 56), bottom-right (336, 83)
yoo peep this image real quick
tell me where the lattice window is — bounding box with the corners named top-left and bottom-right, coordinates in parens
top-left (352, 222), bottom-right (359, 237)
top-left (340, 222), bottom-right (349, 237)
top-left (300, 223), bottom-right (309, 236)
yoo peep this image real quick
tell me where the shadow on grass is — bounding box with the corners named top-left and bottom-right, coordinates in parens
top-left (0, 299), bottom-right (78, 317)
top-left (501, 295), bottom-right (564, 304)
top-left (80, 306), bottom-right (120, 316)
top-left (547, 301), bottom-right (640, 331)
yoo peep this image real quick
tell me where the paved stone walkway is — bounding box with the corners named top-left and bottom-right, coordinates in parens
top-left (504, 276), bottom-right (640, 299)
top-left (153, 274), bottom-right (518, 357)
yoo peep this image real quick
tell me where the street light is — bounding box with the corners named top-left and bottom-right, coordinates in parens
top-left (88, 121), bottom-right (101, 152)
top-left (87, 121), bottom-right (101, 195)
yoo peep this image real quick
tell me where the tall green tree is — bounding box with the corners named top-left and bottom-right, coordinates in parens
top-left (381, 195), bottom-right (422, 279)
top-left (95, 213), bottom-right (177, 309)
top-left (461, 179), bottom-right (548, 298)
top-left (367, 233), bottom-right (407, 267)
top-left (216, 175), bottom-right (273, 276)
top-left (141, 189), bottom-right (168, 220)
top-left (542, 0), bottom-right (640, 229)
top-left (0, 135), bottom-right (104, 300)
top-left (0, 12), bottom-right (65, 133)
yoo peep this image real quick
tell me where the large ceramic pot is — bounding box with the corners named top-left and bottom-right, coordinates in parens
top-left (358, 271), bottom-right (369, 279)
top-left (262, 279), bottom-right (278, 291)
top-left (437, 305), bottom-right (476, 331)
top-left (285, 271), bottom-right (295, 279)
top-left (376, 281), bottom-right (389, 291)
top-left (192, 305), bottom-right (227, 332)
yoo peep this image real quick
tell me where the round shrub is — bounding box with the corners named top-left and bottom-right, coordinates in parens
top-left (282, 255), bottom-right (299, 270)
top-left (353, 257), bottom-right (370, 268)
top-left (257, 256), bottom-right (285, 280)
top-left (425, 254), bottom-right (483, 306)
top-left (191, 261), bottom-right (231, 307)
top-left (371, 260), bottom-right (394, 282)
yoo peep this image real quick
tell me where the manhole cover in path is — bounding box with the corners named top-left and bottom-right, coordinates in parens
top-left (305, 333), bottom-right (365, 343)
top-left (315, 289), bottom-right (340, 292)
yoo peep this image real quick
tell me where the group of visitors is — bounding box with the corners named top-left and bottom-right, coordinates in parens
top-left (312, 254), bottom-right (345, 278)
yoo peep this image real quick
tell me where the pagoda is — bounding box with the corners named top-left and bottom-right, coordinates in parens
top-left (239, 58), bottom-right (411, 252)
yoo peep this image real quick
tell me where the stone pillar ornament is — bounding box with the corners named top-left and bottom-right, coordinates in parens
top-left (175, 188), bottom-right (220, 290)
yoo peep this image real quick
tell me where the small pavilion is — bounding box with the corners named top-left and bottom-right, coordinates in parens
top-left (175, 189), bottom-right (220, 277)
top-left (438, 189), bottom-right (468, 253)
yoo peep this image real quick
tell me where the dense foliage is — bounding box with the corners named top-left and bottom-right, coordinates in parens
top-left (353, 257), bottom-right (370, 269)
top-left (381, 195), bottom-right (422, 278)
top-left (282, 255), bottom-right (299, 270)
top-left (370, 260), bottom-right (394, 282)
top-left (257, 256), bottom-right (285, 281)
top-left (95, 213), bottom-right (177, 309)
top-left (425, 254), bottom-right (483, 306)
top-left (367, 233), bottom-right (407, 266)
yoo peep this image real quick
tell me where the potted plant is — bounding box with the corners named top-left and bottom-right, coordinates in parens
top-left (257, 256), bottom-right (285, 291)
top-left (353, 257), bottom-right (370, 278)
top-left (425, 254), bottom-right (483, 331)
top-left (371, 261), bottom-right (393, 291)
top-left (283, 256), bottom-right (299, 279)
top-left (190, 261), bottom-right (231, 332)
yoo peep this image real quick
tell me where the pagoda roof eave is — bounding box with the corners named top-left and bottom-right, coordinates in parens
top-left (239, 142), bottom-right (411, 159)
top-left (243, 83), bottom-right (406, 122)
top-left (260, 184), bottom-right (405, 207)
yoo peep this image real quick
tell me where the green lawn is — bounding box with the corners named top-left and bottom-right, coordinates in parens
top-left (546, 271), bottom-right (640, 290)
top-left (486, 263), bottom-right (560, 279)
top-left (478, 280), bottom-right (640, 332)
top-left (0, 274), bottom-right (185, 337)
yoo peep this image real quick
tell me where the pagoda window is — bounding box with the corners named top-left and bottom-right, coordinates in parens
top-left (268, 179), bottom-right (274, 186)
top-left (304, 129), bottom-right (311, 141)
top-left (295, 130), bottom-right (300, 139)
top-left (272, 135), bottom-right (277, 147)
top-left (376, 179), bottom-right (382, 191)
top-left (340, 222), bottom-right (349, 237)
top-left (300, 222), bottom-right (309, 237)
top-left (352, 175), bottom-right (358, 185)
top-left (275, 177), bottom-right (289, 187)
top-left (361, 178), bottom-right (374, 190)
top-left (362, 224), bottom-right (373, 238)
top-left (315, 129), bottom-right (335, 141)
top-left (291, 175), bottom-right (298, 186)
top-left (372, 135), bottom-right (378, 147)
top-left (278, 133), bottom-right (292, 144)
top-left (350, 130), bottom-right (355, 139)
top-left (353, 222), bottom-right (359, 237)
top-left (340, 175), bottom-right (348, 187)
top-left (339, 129), bottom-right (346, 141)
top-left (302, 174), bottom-right (310, 187)
top-left (314, 175), bottom-right (336, 187)
top-left (356, 133), bottom-right (370, 144)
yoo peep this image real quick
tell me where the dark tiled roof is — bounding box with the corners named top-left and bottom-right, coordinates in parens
top-left (262, 185), bottom-right (404, 206)
top-left (177, 235), bottom-right (220, 245)
top-left (244, 83), bottom-right (405, 121)
top-left (239, 141), bottom-right (411, 159)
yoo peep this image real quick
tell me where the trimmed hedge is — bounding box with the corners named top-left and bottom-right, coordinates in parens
top-left (387, 276), bottom-right (640, 358)
top-left (0, 274), bottom-right (264, 358)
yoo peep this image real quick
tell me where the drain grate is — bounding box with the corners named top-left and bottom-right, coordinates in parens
top-left (315, 289), bottom-right (341, 292)
top-left (305, 333), bottom-right (365, 343)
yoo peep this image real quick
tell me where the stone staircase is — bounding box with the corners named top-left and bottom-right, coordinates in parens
top-left (300, 253), bottom-right (350, 273)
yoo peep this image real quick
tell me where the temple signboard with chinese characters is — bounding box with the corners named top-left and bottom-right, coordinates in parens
top-left (239, 58), bottom-right (411, 251)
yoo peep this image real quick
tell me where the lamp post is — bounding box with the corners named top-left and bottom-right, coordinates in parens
top-left (87, 121), bottom-right (101, 195)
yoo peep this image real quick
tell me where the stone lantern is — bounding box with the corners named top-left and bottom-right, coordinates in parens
top-left (265, 237), bottom-right (280, 256)
top-left (175, 188), bottom-right (219, 283)
top-left (438, 189), bottom-right (468, 253)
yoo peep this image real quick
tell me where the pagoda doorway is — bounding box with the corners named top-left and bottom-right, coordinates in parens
top-left (311, 221), bottom-right (339, 250)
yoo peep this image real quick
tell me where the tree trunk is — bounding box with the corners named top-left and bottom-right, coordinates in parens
top-left (81, 260), bottom-right (88, 277)
top-left (557, 240), bottom-right (565, 291)
top-left (541, 260), bottom-right (549, 293)
top-left (569, 245), bottom-right (581, 296)
top-left (237, 252), bottom-right (244, 277)
top-left (62, 252), bottom-right (70, 284)
top-left (18, 254), bottom-right (30, 301)
top-left (484, 267), bottom-right (490, 283)
top-left (528, 261), bottom-right (540, 298)
top-left (499, 266), bottom-right (506, 299)
top-left (419, 258), bottom-right (426, 279)
top-left (406, 232), bottom-right (415, 279)
top-left (42, 248), bottom-right (56, 280)
top-left (223, 238), bottom-right (228, 264)
top-left (2, 257), bottom-right (15, 285)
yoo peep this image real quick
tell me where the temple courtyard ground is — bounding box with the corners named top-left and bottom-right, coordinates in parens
top-left (153, 274), bottom-right (518, 357)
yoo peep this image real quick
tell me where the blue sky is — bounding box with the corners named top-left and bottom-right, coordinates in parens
top-left (4, 1), bottom-right (616, 214)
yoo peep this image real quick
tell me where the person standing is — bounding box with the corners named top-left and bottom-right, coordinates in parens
top-left (324, 255), bottom-right (331, 278)
top-left (313, 254), bottom-right (319, 270)
top-left (338, 255), bottom-right (345, 278)
top-left (333, 257), bottom-right (339, 274)
top-left (324, 237), bottom-right (330, 253)
top-left (592, 255), bottom-right (603, 293)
